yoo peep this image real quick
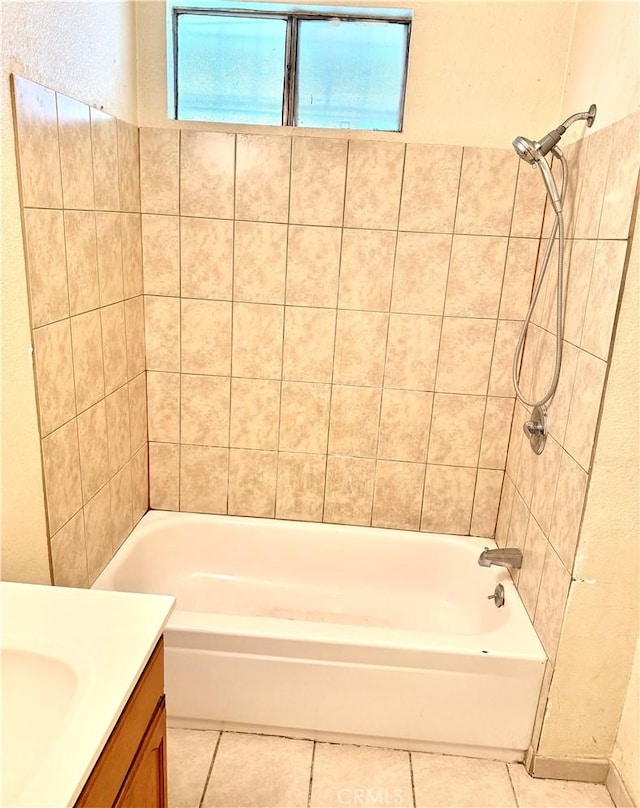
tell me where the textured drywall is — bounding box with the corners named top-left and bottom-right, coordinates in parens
top-left (136, 0), bottom-right (576, 147)
top-left (612, 636), bottom-right (640, 804)
top-left (1, 0), bottom-right (138, 582)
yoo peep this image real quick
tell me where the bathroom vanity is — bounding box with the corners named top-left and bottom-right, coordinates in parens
top-left (0, 582), bottom-right (174, 807)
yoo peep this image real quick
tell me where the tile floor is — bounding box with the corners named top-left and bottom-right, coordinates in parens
top-left (167, 728), bottom-right (615, 808)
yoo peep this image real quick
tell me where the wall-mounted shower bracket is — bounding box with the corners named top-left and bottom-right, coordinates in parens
top-left (523, 405), bottom-right (548, 455)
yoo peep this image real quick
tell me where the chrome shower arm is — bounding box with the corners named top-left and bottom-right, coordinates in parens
top-left (559, 104), bottom-right (597, 131)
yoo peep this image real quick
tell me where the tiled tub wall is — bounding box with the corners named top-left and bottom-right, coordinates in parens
top-left (13, 76), bottom-right (149, 587)
top-left (141, 129), bottom-right (548, 534)
top-left (495, 110), bottom-right (639, 677)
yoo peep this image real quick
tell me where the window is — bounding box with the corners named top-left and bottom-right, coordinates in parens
top-left (169, 2), bottom-right (411, 131)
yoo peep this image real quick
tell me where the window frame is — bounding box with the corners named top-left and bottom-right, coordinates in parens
top-left (171, 5), bottom-right (412, 130)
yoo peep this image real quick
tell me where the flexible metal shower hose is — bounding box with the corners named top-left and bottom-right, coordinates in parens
top-left (512, 150), bottom-right (568, 408)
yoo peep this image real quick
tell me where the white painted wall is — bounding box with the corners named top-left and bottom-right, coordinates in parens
top-left (136, 0), bottom-right (576, 147)
top-left (1, 0), bottom-right (138, 582)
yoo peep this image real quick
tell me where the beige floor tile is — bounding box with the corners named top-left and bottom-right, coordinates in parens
top-left (203, 733), bottom-right (313, 808)
top-left (413, 753), bottom-right (515, 808)
top-left (508, 763), bottom-right (614, 808)
top-left (311, 743), bottom-right (413, 808)
top-left (168, 728), bottom-right (219, 808)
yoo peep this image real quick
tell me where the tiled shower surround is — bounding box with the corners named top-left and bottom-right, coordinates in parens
top-left (141, 128), bottom-right (547, 535)
top-left (12, 71), bottom-right (638, 634)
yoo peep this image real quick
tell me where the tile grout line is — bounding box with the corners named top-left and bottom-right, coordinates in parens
top-left (307, 741), bottom-right (316, 808)
top-left (198, 730), bottom-right (223, 808)
top-left (505, 761), bottom-right (520, 808)
top-left (226, 133), bottom-right (237, 516)
top-left (408, 751), bottom-right (417, 808)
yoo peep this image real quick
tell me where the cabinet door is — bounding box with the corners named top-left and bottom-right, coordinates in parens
top-left (115, 700), bottom-right (167, 808)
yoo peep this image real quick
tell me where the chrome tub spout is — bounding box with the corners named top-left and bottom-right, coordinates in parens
top-left (478, 547), bottom-right (523, 569)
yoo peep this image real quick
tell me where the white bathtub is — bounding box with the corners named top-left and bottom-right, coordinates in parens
top-left (93, 510), bottom-right (546, 761)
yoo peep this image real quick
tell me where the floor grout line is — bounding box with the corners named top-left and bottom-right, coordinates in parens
top-left (198, 730), bottom-right (223, 808)
top-left (307, 741), bottom-right (316, 808)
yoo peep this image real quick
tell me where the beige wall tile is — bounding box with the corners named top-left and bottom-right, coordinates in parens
top-left (384, 314), bottom-right (441, 391)
top-left (421, 464), bottom-right (476, 535)
top-left (471, 468), bottom-right (503, 538)
top-left (101, 303), bottom-right (128, 395)
top-left (181, 299), bottom-right (232, 375)
top-left (84, 483), bottom-right (113, 582)
top-left (96, 211), bottom-right (124, 306)
top-left (564, 349), bottom-right (607, 470)
top-left (563, 240), bottom-right (596, 347)
top-left (42, 419), bottom-right (82, 535)
top-left (121, 213), bottom-right (144, 299)
top-left (495, 473), bottom-right (515, 548)
top-left (338, 229), bottom-right (396, 311)
top-left (428, 393), bottom-right (485, 466)
top-left (511, 160), bottom-right (547, 238)
top-left (286, 225), bottom-right (341, 307)
top-left (489, 319), bottom-right (521, 397)
top-left (13, 76), bottom-right (62, 207)
top-left (399, 144), bottom-right (462, 233)
top-left (344, 140), bottom-right (405, 229)
top-left (581, 240), bottom-right (626, 359)
top-left (77, 400), bottom-right (109, 504)
top-left (479, 396), bottom-right (514, 470)
top-left (230, 378), bottom-right (280, 450)
top-left (283, 307), bottom-right (336, 383)
top-left (600, 110), bottom-right (640, 239)
top-left (71, 310), bottom-right (105, 413)
top-left (455, 147), bottom-right (518, 236)
top-left (413, 753), bottom-right (516, 808)
top-left (290, 137), bottom-right (347, 227)
top-left (149, 442), bottom-right (179, 510)
top-left (534, 543), bottom-right (571, 663)
top-left (324, 455), bottom-right (375, 526)
top-left (144, 295), bottom-right (181, 371)
top-left (228, 448), bottom-right (277, 517)
top-left (279, 382), bottom-right (330, 454)
top-left (328, 385), bottom-right (381, 458)
top-left (236, 134), bottom-right (291, 222)
top-left (436, 317), bottom-right (496, 395)
top-left (232, 302), bottom-right (282, 379)
top-left (378, 389), bottom-right (433, 462)
top-left (574, 126), bottom-right (614, 239)
top-left (23, 208), bottom-right (68, 327)
top-left (90, 108), bottom-right (119, 211)
top-left (515, 425), bottom-right (537, 508)
top-left (182, 217), bottom-right (233, 301)
top-left (131, 445), bottom-right (149, 525)
top-left (33, 320), bottom-right (76, 436)
top-left (147, 371), bottom-right (180, 443)
top-left (391, 232), bottom-right (451, 316)
top-left (64, 210), bottom-right (99, 316)
top-left (505, 401), bottom-right (526, 481)
top-left (140, 127), bottom-right (179, 215)
top-left (549, 448), bottom-right (588, 571)
top-left (142, 214), bottom-right (180, 296)
top-left (445, 235), bottom-right (507, 318)
top-left (181, 374), bottom-right (230, 447)
top-left (530, 435), bottom-right (562, 537)
top-left (518, 516), bottom-right (547, 619)
top-left (180, 445), bottom-right (228, 514)
top-left (128, 373), bottom-right (148, 452)
top-left (105, 385), bottom-right (131, 475)
top-left (56, 94), bottom-right (94, 209)
top-left (234, 221), bottom-right (287, 303)
top-left (276, 453), bottom-right (326, 522)
top-left (499, 238), bottom-right (537, 320)
top-left (311, 742), bottom-right (412, 808)
top-left (125, 296), bottom-right (146, 380)
top-left (181, 131), bottom-right (235, 218)
top-left (506, 490), bottom-right (530, 569)
top-left (372, 460), bottom-right (425, 530)
top-left (117, 119), bottom-right (140, 213)
top-left (333, 310), bottom-right (387, 386)
top-left (110, 461), bottom-right (133, 551)
top-left (50, 511), bottom-right (88, 588)
top-left (547, 341), bottom-right (579, 445)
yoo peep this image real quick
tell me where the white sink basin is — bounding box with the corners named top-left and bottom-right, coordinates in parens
top-left (2, 644), bottom-right (81, 805)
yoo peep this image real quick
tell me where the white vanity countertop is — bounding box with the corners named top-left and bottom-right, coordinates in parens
top-left (1, 581), bottom-right (175, 808)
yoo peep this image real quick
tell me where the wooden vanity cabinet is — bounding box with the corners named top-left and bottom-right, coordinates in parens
top-left (75, 639), bottom-right (167, 808)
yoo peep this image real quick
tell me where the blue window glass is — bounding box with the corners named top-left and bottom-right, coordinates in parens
top-left (176, 14), bottom-right (287, 125)
top-left (295, 19), bottom-right (407, 131)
